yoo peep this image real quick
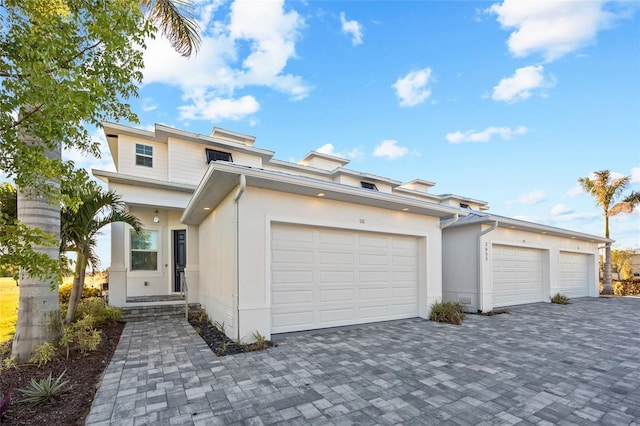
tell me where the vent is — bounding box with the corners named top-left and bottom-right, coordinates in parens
top-left (459, 296), bottom-right (472, 305)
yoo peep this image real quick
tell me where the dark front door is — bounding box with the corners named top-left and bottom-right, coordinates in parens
top-left (173, 230), bottom-right (187, 292)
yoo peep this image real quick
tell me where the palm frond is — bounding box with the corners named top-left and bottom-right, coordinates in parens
top-left (141, 0), bottom-right (201, 57)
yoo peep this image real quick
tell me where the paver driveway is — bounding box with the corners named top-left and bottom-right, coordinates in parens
top-left (86, 297), bottom-right (640, 425)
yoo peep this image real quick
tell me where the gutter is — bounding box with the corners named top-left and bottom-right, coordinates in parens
top-left (478, 221), bottom-right (498, 312)
top-left (234, 175), bottom-right (246, 342)
top-left (440, 213), bottom-right (459, 229)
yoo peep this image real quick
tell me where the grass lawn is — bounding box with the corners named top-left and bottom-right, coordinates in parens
top-left (0, 277), bottom-right (19, 343)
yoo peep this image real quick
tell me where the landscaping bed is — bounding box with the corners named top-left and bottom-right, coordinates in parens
top-left (0, 321), bottom-right (123, 425)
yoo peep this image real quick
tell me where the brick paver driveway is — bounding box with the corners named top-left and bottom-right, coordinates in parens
top-left (87, 297), bottom-right (640, 425)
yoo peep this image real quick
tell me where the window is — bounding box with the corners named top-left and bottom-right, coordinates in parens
top-left (206, 148), bottom-right (233, 163)
top-left (135, 144), bottom-right (153, 167)
top-left (130, 230), bottom-right (158, 271)
top-left (361, 181), bottom-right (378, 191)
top-left (460, 203), bottom-right (470, 209)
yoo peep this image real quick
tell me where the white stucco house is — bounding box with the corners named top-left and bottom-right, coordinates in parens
top-left (94, 122), bottom-right (611, 341)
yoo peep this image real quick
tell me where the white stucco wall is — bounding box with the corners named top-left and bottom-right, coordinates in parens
top-left (443, 224), bottom-right (600, 313)
top-left (197, 191), bottom-right (238, 338)
top-left (219, 186), bottom-right (443, 341)
top-left (442, 225), bottom-right (480, 311)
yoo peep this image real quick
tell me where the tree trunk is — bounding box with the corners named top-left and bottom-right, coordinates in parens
top-left (64, 252), bottom-right (87, 325)
top-left (602, 214), bottom-right (613, 295)
top-left (11, 140), bottom-right (64, 362)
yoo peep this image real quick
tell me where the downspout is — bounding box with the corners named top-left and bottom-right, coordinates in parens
top-left (234, 175), bottom-right (246, 342)
top-left (440, 213), bottom-right (459, 229)
top-left (478, 221), bottom-right (498, 312)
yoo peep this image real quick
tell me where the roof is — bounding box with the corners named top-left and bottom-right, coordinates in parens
top-left (181, 162), bottom-right (466, 225)
top-left (447, 211), bottom-right (612, 244)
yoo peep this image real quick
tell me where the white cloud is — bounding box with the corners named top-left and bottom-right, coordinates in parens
top-left (340, 12), bottom-right (363, 46)
top-left (141, 98), bottom-right (158, 112)
top-left (492, 65), bottom-right (554, 103)
top-left (630, 167), bottom-right (640, 184)
top-left (488, 0), bottom-right (616, 62)
top-left (178, 95), bottom-right (260, 121)
top-left (446, 125), bottom-right (528, 143)
top-left (567, 183), bottom-right (585, 197)
top-left (551, 203), bottom-right (573, 216)
top-left (373, 140), bottom-right (409, 160)
top-left (517, 190), bottom-right (547, 205)
top-left (392, 68), bottom-right (433, 107)
top-left (316, 143), bottom-right (362, 160)
top-left (142, 0), bottom-right (309, 122)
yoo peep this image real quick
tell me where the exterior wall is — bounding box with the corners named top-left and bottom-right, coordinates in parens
top-left (167, 138), bottom-right (209, 185)
top-left (197, 191), bottom-right (238, 339)
top-left (442, 225), bottom-right (480, 311)
top-left (110, 183), bottom-right (192, 209)
top-left (228, 187), bottom-right (443, 340)
top-left (480, 227), bottom-right (599, 311)
top-left (117, 135), bottom-right (168, 181)
top-left (631, 252), bottom-right (640, 278)
top-left (443, 225), bottom-right (600, 312)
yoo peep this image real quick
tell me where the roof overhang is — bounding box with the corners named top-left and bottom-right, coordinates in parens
top-left (92, 169), bottom-right (196, 193)
top-left (447, 214), bottom-right (613, 244)
top-left (181, 163), bottom-right (465, 225)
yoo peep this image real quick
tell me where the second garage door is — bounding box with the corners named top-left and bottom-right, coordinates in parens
top-left (558, 252), bottom-right (591, 298)
top-left (492, 245), bottom-right (544, 307)
top-left (271, 223), bottom-right (419, 333)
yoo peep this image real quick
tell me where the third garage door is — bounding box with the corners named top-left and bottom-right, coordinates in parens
top-left (271, 223), bottom-right (419, 333)
top-left (492, 245), bottom-right (544, 307)
top-left (558, 252), bottom-right (591, 298)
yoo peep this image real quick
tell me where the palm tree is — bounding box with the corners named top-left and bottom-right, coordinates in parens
top-left (11, 1), bottom-right (200, 361)
top-left (141, 0), bottom-right (202, 58)
top-left (579, 170), bottom-right (640, 294)
top-left (61, 183), bottom-right (142, 325)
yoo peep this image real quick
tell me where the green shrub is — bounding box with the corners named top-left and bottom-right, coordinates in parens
top-left (73, 297), bottom-right (121, 326)
top-left (19, 371), bottom-right (68, 406)
top-left (61, 315), bottom-right (103, 355)
top-left (251, 331), bottom-right (267, 351)
top-left (613, 280), bottom-right (640, 296)
top-left (550, 293), bottom-right (570, 304)
top-left (430, 301), bottom-right (465, 325)
top-left (58, 283), bottom-right (101, 304)
top-left (29, 342), bottom-right (56, 367)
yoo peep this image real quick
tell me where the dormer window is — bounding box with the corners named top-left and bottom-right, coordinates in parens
top-left (135, 144), bottom-right (153, 167)
top-left (361, 181), bottom-right (378, 191)
top-left (206, 148), bottom-right (233, 163)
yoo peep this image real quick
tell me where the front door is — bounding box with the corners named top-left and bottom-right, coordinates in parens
top-left (173, 230), bottom-right (187, 292)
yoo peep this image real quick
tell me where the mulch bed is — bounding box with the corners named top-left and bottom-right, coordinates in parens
top-left (188, 311), bottom-right (275, 356)
top-left (0, 321), bottom-right (124, 425)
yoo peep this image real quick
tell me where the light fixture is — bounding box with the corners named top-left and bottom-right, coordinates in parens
top-left (402, 208), bottom-right (409, 211)
top-left (153, 209), bottom-right (160, 223)
top-left (317, 193), bottom-right (325, 197)
top-left (203, 207), bottom-right (211, 211)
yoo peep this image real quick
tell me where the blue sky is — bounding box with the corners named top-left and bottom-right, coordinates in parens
top-left (67, 0), bottom-right (640, 267)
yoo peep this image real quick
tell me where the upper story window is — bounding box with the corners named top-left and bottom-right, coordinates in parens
top-left (206, 148), bottom-right (233, 163)
top-left (135, 144), bottom-right (153, 167)
top-left (460, 203), bottom-right (470, 209)
top-left (361, 181), bottom-right (378, 191)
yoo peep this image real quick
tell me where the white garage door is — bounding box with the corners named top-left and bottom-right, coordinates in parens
top-left (492, 245), bottom-right (544, 307)
top-left (271, 223), bottom-right (419, 333)
top-left (558, 252), bottom-right (591, 298)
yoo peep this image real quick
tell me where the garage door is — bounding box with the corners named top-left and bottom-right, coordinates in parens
top-left (492, 245), bottom-right (544, 307)
top-left (558, 252), bottom-right (591, 298)
top-left (271, 223), bottom-right (419, 333)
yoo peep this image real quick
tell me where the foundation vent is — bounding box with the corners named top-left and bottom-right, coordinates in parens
top-left (459, 296), bottom-right (472, 305)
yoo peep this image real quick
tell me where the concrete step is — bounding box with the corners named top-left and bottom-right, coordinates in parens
top-left (121, 303), bottom-right (200, 322)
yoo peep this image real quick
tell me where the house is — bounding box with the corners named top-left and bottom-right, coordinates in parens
top-left (94, 122), bottom-right (611, 341)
